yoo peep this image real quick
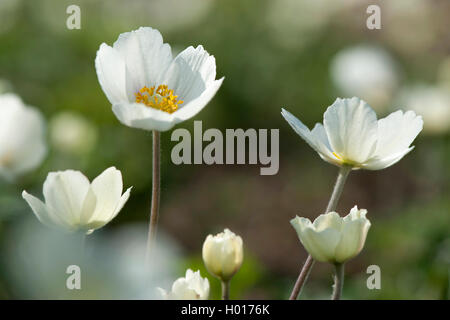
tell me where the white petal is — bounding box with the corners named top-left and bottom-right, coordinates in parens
top-left (22, 191), bottom-right (59, 228)
top-left (43, 170), bottom-right (90, 226)
top-left (301, 227), bottom-right (341, 263)
top-left (111, 186), bottom-right (131, 220)
top-left (281, 109), bottom-right (338, 164)
top-left (362, 146), bottom-right (414, 170)
top-left (112, 102), bottom-right (176, 132)
top-left (95, 43), bottom-right (128, 105)
top-left (112, 27), bottom-right (173, 98)
top-left (374, 110), bottom-right (423, 159)
top-left (164, 45), bottom-right (217, 104)
top-left (335, 217), bottom-right (371, 263)
top-left (312, 212), bottom-right (343, 231)
top-left (89, 167), bottom-right (123, 224)
top-left (172, 78), bottom-right (224, 122)
top-left (79, 186), bottom-right (97, 226)
top-left (324, 97), bottom-right (378, 164)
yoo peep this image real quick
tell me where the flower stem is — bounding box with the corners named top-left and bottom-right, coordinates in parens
top-left (289, 165), bottom-right (351, 300)
top-left (146, 130), bottom-right (161, 264)
top-left (289, 255), bottom-right (314, 300)
top-left (331, 263), bottom-right (345, 300)
top-left (221, 280), bottom-right (230, 300)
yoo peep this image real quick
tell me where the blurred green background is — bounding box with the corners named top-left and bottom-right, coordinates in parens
top-left (0, 0), bottom-right (449, 299)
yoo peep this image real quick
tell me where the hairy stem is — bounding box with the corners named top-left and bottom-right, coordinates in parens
top-left (146, 130), bottom-right (161, 264)
top-left (289, 166), bottom-right (351, 300)
top-left (331, 263), bottom-right (345, 300)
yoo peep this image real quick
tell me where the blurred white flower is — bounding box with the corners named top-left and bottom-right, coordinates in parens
top-left (266, 0), bottom-right (340, 49)
top-left (22, 167), bottom-right (131, 234)
top-left (95, 27), bottom-right (224, 132)
top-left (101, 0), bottom-right (213, 34)
top-left (396, 85), bottom-right (450, 135)
top-left (330, 45), bottom-right (399, 112)
top-left (158, 269), bottom-right (209, 300)
top-left (3, 219), bottom-right (181, 299)
top-left (202, 228), bottom-right (244, 282)
top-left (50, 112), bottom-right (98, 155)
top-left (282, 97), bottom-right (423, 170)
top-left (0, 93), bottom-right (47, 180)
top-left (291, 206), bottom-right (371, 263)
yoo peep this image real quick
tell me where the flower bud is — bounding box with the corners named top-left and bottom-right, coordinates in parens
top-left (202, 228), bottom-right (243, 282)
top-left (290, 206), bottom-right (371, 264)
top-left (158, 269), bottom-right (209, 300)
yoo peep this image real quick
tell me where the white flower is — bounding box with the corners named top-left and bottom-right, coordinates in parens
top-left (281, 97), bottom-right (423, 170)
top-left (0, 93), bottom-right (47, 180)
top-left (396, 84), bottom-right (450, 135)
top-left (22, 167), bottom-right (131, 234)
top-left (202, 228), bottom-right (243, 282)
top-left (330, 45), bottom-right (398, 111)
top-left (291, 206), bottom-right (371, 264)
top-left (50, 112), bottom-right (98, 155)
top-left (95, 27), bottom-right (224, 132)
top-left (158, 269), bottom-right (209, 300)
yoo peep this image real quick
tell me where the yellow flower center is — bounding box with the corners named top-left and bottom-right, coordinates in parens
top-left (135, 85), bottom-right (183, 114)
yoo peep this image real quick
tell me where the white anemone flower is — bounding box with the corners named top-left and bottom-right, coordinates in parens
top-left (95, 27), bottom-right (224, 132)
top-left (22, 167), bottom-right (131, 234)
top-left (291, 206), bottom-right (371, 264)
top-left (281, 97), bottom-right (423, 170)
top-left (0, 93), bottom-right (46, 180)
top-left (158, 269), bottom-right (210, 300)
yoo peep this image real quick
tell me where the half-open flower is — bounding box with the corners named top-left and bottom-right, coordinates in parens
top-left (202, 228), bottom-right (244, 282)
top-left (0, 93), bottom-right (47, 180)
top-left (158, 269), bottom-right (210, 300)
top-left (22, 167), bottom-right (131, 234)
top-left (281, 97), bottom-right (423, 170)
top-left (95, 27), bottom-right (224, 132)
top-left (290, 206), bottom-right (371, 264)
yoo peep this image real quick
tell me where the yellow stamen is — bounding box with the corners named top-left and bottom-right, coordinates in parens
top-left (135, 85), bottom-right (183, 114)
top-left (332, 152), bottom-right (341, 160)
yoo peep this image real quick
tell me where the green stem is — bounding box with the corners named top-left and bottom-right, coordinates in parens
top-left (289, 166), bottom-right (351, 300)
top-left (331, 263), bottom-right (345, 300)
top-left (146, 130), bottom-right (161, 264)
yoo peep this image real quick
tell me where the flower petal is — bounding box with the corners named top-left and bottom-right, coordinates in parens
top-left (22, 190), bottom-right (60, 228)
top-left (281, 109), bottom-right (338, 164)
top-left (89, 167), bottom-right (124, 224)
top-left (43, 170), bottom-right (90, 226)
top-left (110, 186), bottom-right (132, 220)
top-left (95, 43), bottom-right (128, 104)
top-left (335, 216), bottom-right (371, 263)
top-left (112, 102), bottom-right (176, 132)
top-left (362, 146), bottom-right (414, 170)
top-left (79, 186), bottom-right (97, 227)
top-left (112, 27), bottom-right (173, 98)
top-left (173, 78), bottom-right (224, 122)
top-left (164, 45), bottom-right (217, 104)
top-left (312, 212), bottom-right (343, 231)
top-left (374, 110), bottom-right (423, 159)
top-left (324, 97), bottom-right (378, 164)
top-left (301, 227), bottom-right (341, 263)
